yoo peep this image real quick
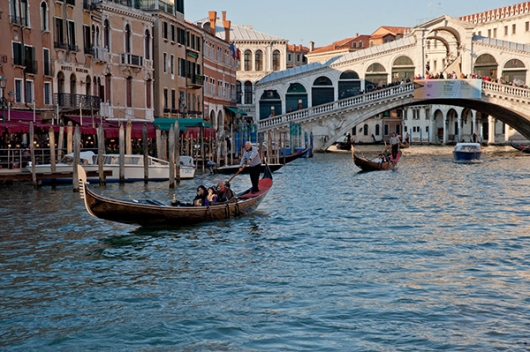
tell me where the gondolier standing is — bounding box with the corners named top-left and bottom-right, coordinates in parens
top-left (239, 141), bottom-right (262, 193)
top-left (390, 132), bottom-right (400, 159)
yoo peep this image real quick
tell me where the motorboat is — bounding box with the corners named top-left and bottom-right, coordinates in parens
top-left (453, 142), bottom-right (482, 161)
top-left (100, 154), bottom-right (196, 181)
top-left (27, 152), bottom-right (196, 182)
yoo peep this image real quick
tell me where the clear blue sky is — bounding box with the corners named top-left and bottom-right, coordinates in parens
top-left (185, 0), bottom-right (519, 47)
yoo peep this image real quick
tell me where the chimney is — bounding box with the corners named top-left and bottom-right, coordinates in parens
top-left (222, 11), bottom-right (231, 43)
top-left (208, 11), bottom-right (217, 36)
top-left (309, 41), bottom-right (314, 52)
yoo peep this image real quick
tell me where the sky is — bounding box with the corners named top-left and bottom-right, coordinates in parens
top-left (185, 0), bottom-right (519, 47)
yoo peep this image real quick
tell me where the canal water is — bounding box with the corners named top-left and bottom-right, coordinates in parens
top-left (2, 146), bottom-right (530, 351)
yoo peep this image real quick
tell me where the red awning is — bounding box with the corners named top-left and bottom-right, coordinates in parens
top-left (182, 127), bottom-right (216, 139)
top-left (5, 110), bottom-right (41, 122)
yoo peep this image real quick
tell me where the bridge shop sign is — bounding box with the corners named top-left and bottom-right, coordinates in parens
top-left (414, 79), bottom-right (482, 100)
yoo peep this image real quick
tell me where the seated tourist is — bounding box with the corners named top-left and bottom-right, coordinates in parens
top-left (204, 187), bottom-right (218, 206)
top-left (193, 185), bottom-right (207, 206)
top-left (216, 180), bottom-right (234, 202)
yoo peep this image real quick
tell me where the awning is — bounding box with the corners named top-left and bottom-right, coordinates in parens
top-left (4, 110), bottom-right (41, 122)
top-left (225, 106), bottom-right (247, 116)
top-left (153, 118), bottom-right (211, 131)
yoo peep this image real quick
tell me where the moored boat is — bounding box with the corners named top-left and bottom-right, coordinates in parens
top-left (510, 142), bottom-right (530, 154)
top-left (453, 142), bottom-right (482, 161)
top-left (351, 145), bottom-right (401, 172)
top-left (77, 164), bottom-right (273, 227)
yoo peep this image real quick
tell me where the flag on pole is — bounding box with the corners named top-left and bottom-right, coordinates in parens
top-left (229, 42), bottom-right (237, 59)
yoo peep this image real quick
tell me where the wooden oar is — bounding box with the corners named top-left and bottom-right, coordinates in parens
top-left (227, 163), bottom-right (248, 184)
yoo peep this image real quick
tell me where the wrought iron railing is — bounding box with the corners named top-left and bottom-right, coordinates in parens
top-left (120, 53), bottom-right (143, 67)
top-left (54, 93), bottom-right (101, 109)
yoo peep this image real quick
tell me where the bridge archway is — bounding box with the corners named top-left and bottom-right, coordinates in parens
top-left (501, 59), bottom-right (526, 85)
top-left (474, 54), bottom-right (498, 79)
top-left (392, 56), bottom-right (415, 81)
top-left (312, 76), bottom-right (334, 107)
top-left (338, 71), bottom-right (361, 99)
top-left (285, 83), bottom-right (307, 112)
top-left (365, 63), bottom-right (387, 90)
top-left (259, 90), bottom-right (281, 119)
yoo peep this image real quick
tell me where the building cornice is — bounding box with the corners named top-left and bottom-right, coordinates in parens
top-left (97, 3), bottom-right (154, 23)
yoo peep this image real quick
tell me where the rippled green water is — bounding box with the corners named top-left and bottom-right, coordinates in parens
top-left (2, 147), bottom-right (530, 351)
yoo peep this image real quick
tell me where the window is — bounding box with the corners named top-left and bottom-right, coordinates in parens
top-left (171, 24), bottom-right (175, 42)
top-left (13, 42), bottom-right (23, 65)
top-left (163, 88), bottom-right (168, 108)
top-left (272, 50), bottom-right (280, 71)
top-left (126, 76), bottom-right (132, 107)
top-left (487, 29), bottom-right (491, 37)
top-left (26, 80), bottom-right (34, 103)
top-left (103, 19), bottom-right (110, 49)
top-left (67, 20), bottom-right (76, 50)
top-left (493, 28), bottom-right (497, 38)
top-left (170, 55), bottom-right (174, 75)
top-left (504, 26), bottom-right (508, 36)
top-left (145, 79), bottom-right (151, 108)
top-left (41, 2), bottom-right (48, 31)
top-left (15, 79), bottom-right (23, 103)
top-left (255, 50), bottom-right (263, 71)
top-left (43, 48), bottom-right (51, 76)
top-left (145, 29), bottom-right (151, 60)
top-left (512, 24), bottom-right (516, 34)
top-left (55, 18), bottom-right (64, 45)
top-left (105, 74), bottom-right (111, 103)
top-left (83, 25), bottom-right (91, 53)
top-left (125, 24), bottom-right (131, 53)
top-left (526, 22), bottom-right (530, 32)
top-left (244, 50), bottom-right (251, 71)
top-left (44, 82), bottom-right (52, 105)
top-left (162, 21), bottom-right (168, 40)
top-left (171, 89), bottom-right (176, 109)
top-left (163, 53), bottom-right (167, 73)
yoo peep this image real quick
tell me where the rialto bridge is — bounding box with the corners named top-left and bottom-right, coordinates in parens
top-left (253, 14), bottom-right (530, 151)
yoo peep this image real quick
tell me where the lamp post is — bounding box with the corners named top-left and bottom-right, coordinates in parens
top-left (298, 98), bottom-right (303, 110)
top-left (0, 75), bottom-right (7, 121)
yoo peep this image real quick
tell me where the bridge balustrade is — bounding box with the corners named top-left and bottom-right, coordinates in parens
top-left (258, 82), bottom-right (415, 131)
top-left (482, 81), bottom-right (530, 99)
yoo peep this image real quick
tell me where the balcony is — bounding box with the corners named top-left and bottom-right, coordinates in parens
top-left (24, 60), bottom-right (38, 74)
top-left (120, 53), bottom-right (143, 67)
top-left (54, 41), bottom-right (68, 50)
top-left (68, 44), bottom-right (79, 52)
top-left (10, 15), bottom-right (27, 26)
top-left (84, 46), bottom-right (93, 55)
top-left (93, 46), bottom-right (108, 62)
top-left (54, 93), bottom-right (101, 109)
top-left (186, 75), bottom-right (204, 89)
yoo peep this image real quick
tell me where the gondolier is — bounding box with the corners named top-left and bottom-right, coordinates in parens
top-left (239, 141), bottom-right (262, 193)
top-left (390, 132), bottom-right (400, 159)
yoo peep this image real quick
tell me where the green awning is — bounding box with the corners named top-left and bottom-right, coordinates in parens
top-left (188, 51), bottom-right (198, 59)
top-left (152, 118), bottom-right (211, 131)
top-left (225, 106), bottom-right (247, 116)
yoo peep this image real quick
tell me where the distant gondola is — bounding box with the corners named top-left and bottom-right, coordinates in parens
top-left (351, 145), bottom-right (401, 172)
top-left (510, 142), bottom-right (530, 154)
top-left (77, 164), bottom-right (273, 227)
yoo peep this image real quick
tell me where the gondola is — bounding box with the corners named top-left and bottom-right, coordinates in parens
top-left (510, 142), bottom-right (530, 154)
top-left (77, 164), bottom-right (273, 227)
top-left (351, 145), bottom-right (401, 172)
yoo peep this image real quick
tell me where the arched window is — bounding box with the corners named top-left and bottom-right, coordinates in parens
top-left (125, 24), bottom-right (131, 53)
top-left (145, 29), bottom-right (151, 60)
top-left (244, 50), bottom-right (252, 71)
top-left (255, 50), bottom-right (263, 71)
top-left (272, 50), bottom-right (281, 71)
top-left (103, 19), bottom-right (110, 49)
top-left (40, 2), bottom-right (48, 31)
top-left (146, 79), bottom-right (152, 109)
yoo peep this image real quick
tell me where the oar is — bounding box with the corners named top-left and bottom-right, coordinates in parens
top-left (226, 163), bottom-right (248, 184)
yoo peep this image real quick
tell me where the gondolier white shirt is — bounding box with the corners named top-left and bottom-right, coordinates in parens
top-left (240, 147), bottom-right (261, 167)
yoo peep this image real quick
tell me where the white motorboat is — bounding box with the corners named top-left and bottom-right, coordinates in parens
top-left (453, 142), bottom-right (482, 162)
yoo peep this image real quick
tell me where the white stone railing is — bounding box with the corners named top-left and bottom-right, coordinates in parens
top-left (482, 81), bottom-right (530, 99)
top-left (258, 82), bottom-right (415, 131)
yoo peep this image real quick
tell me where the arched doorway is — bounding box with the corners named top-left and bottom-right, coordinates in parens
top-left (311, 76), bottom-right (333, 107)
top-left (285, 83), bottom-right (307, 112)
top-left (365, 63), bottom-right (387, 90)
top-left (338, 70), bottom-right (361, 99)
top-left (392, 56), bottom-right (414, 82)
top-left (474, 54), bottom-right (498, 79)
top-left (259, 90), bottom-right (281, 119)
top-left (502, 59), bottom-right (526, 86)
